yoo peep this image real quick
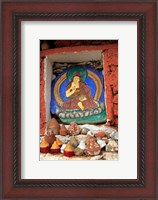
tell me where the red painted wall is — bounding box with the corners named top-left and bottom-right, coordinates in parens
top-left (40, 57), bottom-right (46, 135)
top-left (103, 48), bottom-right (118, 126)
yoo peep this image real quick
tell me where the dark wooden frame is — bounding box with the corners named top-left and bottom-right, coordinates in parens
top-left (1, 1), bottom-right (157, 199)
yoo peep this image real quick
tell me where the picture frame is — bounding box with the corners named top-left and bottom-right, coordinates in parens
top-left (1, 0), bottom-right (157, 199)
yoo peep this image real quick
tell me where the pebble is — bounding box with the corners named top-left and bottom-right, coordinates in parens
top-left (106, 139), bottom-right (118, 152)
top-left (70, 135), bottom-right (78, 148)
top-left (94, 131), bottom-right (106, 138)
top-left (110, 131), bottom-right (118, 140)
top-left (74, 147), bottom-right (84, 156)
top-left (81, 128), bottom-right (90, 135)
top-left (97, 139), bottom-right (106, 149)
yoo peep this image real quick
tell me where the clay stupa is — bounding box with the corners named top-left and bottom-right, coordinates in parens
top-left (48, 118), bottom-right (60, 135)
top-left (50, 141), bottom-right (60, 154)
top-left (59, 124), bottom-right (68, 136)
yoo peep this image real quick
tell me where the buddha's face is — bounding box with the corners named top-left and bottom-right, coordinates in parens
top-left (73, 76), bottom-right (80, 83)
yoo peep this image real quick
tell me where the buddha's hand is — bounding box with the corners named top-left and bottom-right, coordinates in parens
top-left (79, 95), bottom-right (87, 101)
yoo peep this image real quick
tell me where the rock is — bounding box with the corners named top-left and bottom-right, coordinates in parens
top-left (102, 137), bottom-right (109, 144)
top-left (68, 121), bottom-right (81, 135)
top-left (81, 128), bottom-right (89, 135)
top-left (48, 118), bottom-right (60, 135)
top-left (56, 135), bottom-right (70, 144)
top-left (106, 139), bottom-right (118, 152)
top-left (70, 135), bottom-right (78, 148)
top-left (102, 152), bottom-right (118, 160)
top-left (60, 144), bottom-right (67, 153)
top-left (105, 120), bottom-right (112, 127)
top-left (97, 139), bottom-right (106, 149)
top-left (85, 135), bottom-right (101, 156)
top-left (87, 131), bottom-right (94, 137)
top-left (94, 131), bottom-right (106, 138)
top-left (74, 147), bottom-right (84, 156)
top-left (75, 135), bottom-right (87, 143)
top-left (59, 124), bottom-right (68, 136)
top-left (110, 131), bottom-right (118, 140)
top-left (78, 140), bottom-right (86, 150)
top-left (44, 133), bottom-right (56, 146)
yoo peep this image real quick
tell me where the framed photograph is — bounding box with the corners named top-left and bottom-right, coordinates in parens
top-left (1, 1), bottom-right (157, 199)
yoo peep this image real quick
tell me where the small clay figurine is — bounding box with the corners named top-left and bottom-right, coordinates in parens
top-left (50, 141), bottom-right (60, 154)
top-left (44, 133), bottom-right (56, 146)
top-left (59, 124), bottom-right (68, 136)
top-left (40, 139), bottom-right (50, 153)
top-left (56, 137), bottom-right (63, 148)
top-left (64, 142), bottom-right (74, 157)
top-left (47, 118), bottom-right (60, 135)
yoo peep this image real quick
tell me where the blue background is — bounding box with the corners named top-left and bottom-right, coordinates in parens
top-left (50, 66), bottom-right (105, 114)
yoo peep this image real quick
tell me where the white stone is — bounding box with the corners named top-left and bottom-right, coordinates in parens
top-left (87, 131), bottom-right (94, 136)
top-left (60, 144), bottom-right (67, 153)
top-left (97, 139), bottom-right (106, 148)
top-left (78, 140), bottom-right (86, 150)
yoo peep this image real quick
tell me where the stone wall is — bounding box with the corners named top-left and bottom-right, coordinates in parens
top-left (103, 48), bottom-right (118, 126)
top-left (40, 57), bottom-right (46, 135)
top-left (54, 40), bottom-right (117, 48)
top-left (40, 40), bottom-right (117, 50)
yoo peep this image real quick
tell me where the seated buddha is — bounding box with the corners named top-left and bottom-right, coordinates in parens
top-left (62, 72), bottom-right (98, 111)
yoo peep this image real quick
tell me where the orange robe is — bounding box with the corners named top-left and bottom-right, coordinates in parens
top-left (62, 81), bottom-right (97, 110)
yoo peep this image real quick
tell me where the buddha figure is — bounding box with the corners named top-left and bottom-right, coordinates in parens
top-left (62, 72), bottom-right (98, 110)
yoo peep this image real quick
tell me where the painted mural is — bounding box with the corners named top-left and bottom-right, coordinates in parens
top-left (50, 66), bottom-right (106, 124)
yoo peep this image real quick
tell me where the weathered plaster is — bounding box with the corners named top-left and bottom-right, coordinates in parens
top-left (44, 57), bottom-right (53, 125)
